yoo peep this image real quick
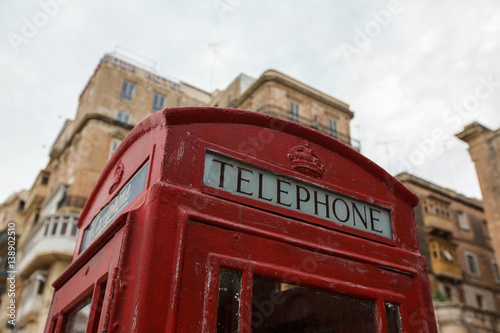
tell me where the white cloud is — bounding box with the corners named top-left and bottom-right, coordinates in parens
top-left (0, 0), bottom-right (499, 201)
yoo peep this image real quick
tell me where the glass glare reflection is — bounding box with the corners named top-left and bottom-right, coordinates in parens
top-left (65, 298), bottom-right (91, 333)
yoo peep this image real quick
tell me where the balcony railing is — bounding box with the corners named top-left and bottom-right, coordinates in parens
top-left (255, 105), bottom-right (361, 151)
top-left (18, 213), bottom-right (79, 277)
top-left (424, 214), bottom-right (455, 234)
top-left (42, 182), bottom-right (87, 218)
top-left (64, 195), bottom-right (87, 209)
top-left (434, 302), bottom-right (500, 331)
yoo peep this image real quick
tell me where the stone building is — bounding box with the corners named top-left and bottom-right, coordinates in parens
top-left (457, 123), bottom-right (500, 267)
top-left (210, 70), bottom-right (358, 149)
top-left (0, 189), bottom-right (29, 328)
top-left (397, 172), bottom-right (500, 333)
top-left (3, 54), bottom-right (211, 333)
top-left (0, 52), bottom-right (357, 332)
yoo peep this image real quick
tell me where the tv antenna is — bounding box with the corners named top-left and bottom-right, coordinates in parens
top-left (208, 41), bottom-right (226, 91)
top-left (376, 140), bottom-right (398, 174)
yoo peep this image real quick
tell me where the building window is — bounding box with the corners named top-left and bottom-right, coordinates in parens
top-left (17, 200), bottom-right (25, 211)
top-left (116, 111), bottom-right (130, 124)
top-left (108, 139), bottom-right (122, 160)
top-left (41, 175), bottom-right (49, 185)
top-left (476, 294), bottom-right (483, 309)
top-left (441, 249), bottom-right (454, 262)
top-left (458, 212), bottom-right (469, 230)
top-left (289, 102), bottom-right (299, 122)
top-left (152, 92), bottom-right (166, 110)
top-left (491, 260), bottom-right (500, 284)
top-left (483, 220), bottom-right (490, 238)
top-left (465, 252), bottom-right (480, 276)
top-left (36, 275), bottom-right (47, 295)
top-left (120, 80), bottom-right (136, 100)
top-left (444, 286), bottom-right (452, 300)
top-left (329, 119), bottom-right (338, 138)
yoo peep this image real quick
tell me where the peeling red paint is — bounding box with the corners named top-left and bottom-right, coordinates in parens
top-left (45, 107), bottom-right (437, 332)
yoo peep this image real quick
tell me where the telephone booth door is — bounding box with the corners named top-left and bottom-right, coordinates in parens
top-left (174, 207), bottom-right (428, 332)
top-left (45, 224), bottom-right (125, 332)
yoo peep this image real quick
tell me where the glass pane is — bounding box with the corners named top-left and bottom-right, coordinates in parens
top-left (252, 276), bottom-right (375, 333)
top-left (65, 298), bottom-right (91, 333)
top-left (385, 303), bottom-right (402, 333)
top-left (217, 269), bottom-right (242, 333)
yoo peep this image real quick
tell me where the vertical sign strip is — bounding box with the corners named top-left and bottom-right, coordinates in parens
top-left (81, 161), bottom-right (149, 251)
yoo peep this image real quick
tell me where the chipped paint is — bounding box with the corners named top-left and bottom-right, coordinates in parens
top-left (44, 108), bottom-right (436, 333)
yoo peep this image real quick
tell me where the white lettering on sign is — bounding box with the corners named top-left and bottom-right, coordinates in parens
top-left (81, 161), bottom-right (149, 252)
top-left (203, 152), bottom-right (393, 239)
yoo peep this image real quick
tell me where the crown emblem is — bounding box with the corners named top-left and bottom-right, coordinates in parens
top-left (109, 161), bottom-right (124, 194)
top-left (287, 142), bottom-right (325, 178)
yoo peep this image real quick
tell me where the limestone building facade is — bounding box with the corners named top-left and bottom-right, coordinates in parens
top-left (397, 172), bottom-right (500, 333)
top-left (0, 52), bottom-right (357, 332)
top-left (457, 123), bottom-right (500, 267)
top-left (209, 70), bottom-right (358, 149)
top-left (0, 190), bottom-right (29, 329)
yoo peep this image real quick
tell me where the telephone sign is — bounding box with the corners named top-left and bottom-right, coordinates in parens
top-left (204, 151), bottom-right (392, 238)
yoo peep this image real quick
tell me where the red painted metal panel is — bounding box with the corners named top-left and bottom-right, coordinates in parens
top-left (45, 107), bottom-right (436, 332)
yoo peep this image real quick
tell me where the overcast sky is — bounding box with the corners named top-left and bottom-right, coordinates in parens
top-left (1, 0), bottom-right (499, 203)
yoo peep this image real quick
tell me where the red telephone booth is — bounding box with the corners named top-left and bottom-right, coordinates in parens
top-left (45, 107), bottom-right (437, 332)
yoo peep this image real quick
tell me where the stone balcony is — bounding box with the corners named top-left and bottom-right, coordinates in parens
top-left (432, 260), bottom-right (462, 279)
top-left (428, 239), bottom-right (462, 279)
top-left (424, 213), bottom-right (455, 234)
top-left (18, 213), bottom-right (79, 278)
top-left (17, 293), bottom-right (43, 324)
top-left (255, 104), bottom-right (361, 151)
top-left (434, 302), bottom-right (500, 333)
